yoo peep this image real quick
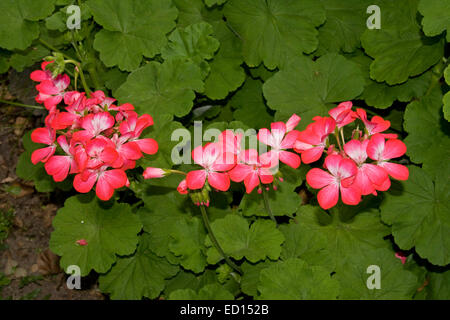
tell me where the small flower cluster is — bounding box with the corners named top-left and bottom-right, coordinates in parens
top-left (144, 114), bottom-right (302, 205)
top-left (30, 61), bottom-right (158, 200)
top-left (300, 102), bottom-right (409, 210)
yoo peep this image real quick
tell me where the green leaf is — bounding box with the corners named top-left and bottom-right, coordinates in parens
top-left (335, 248), bottom-right (418, 299)
top-left (99, 234), bottom-right (179, 300)
top-left (257, 258), bottom-right (340, 299)
top-left (205, 215), bottom-right (284, 264)
top-left (418, 0), bottom-right (450, 41)
top-left (162, 22), bottom-right (220, 78)
top-left (169, 283), bottom-right (234, 300)
top-left (263, 53), bottom-right (365, 128)
top-left (224, 0), bottom-right (326, 69)
top-left (88, 0), bottom-right (178, 71)
top-left (9, 45), bottom-right (49, 72)
top-left (49, 194), bottom-right (142, 276)
top-left (348, 51), bottom-right (431, 109)
top-left (204, 20), bottom-right (245, 100)
top-left (240, 260), bottom-right (275, 297)
top-left (239, 179), bottom-right (300, 218)
top-left (174, 0), bottom-right (223, 28)
top-left (361, 0), bottom-right (444, 85)
top-left (0, 0), bottom-right (56, 50)
top-left (293, 205), bottom-right (390, 271)
top-left (115, 58), bottom-right (204, 117)
top-left (164, 269), bottom-right (218, 296)
top-left (316, 0), bottom-right (371, 55)
top-left (380, 166), bottom-right (450, 266)
top-left (230, 78), bottom-right (272, 129)
top-left (444, 65), bottom-right (450, 122)
top-left (137, 191), bottom-right (196, 264)
top-left (204, 0), bottom-right (227, 7)
top-left (403, 89), bottom-right (450, 177)
top-left (427, 270), bottom-right (450, 300)
top-left (279, 221), bottom-right (333, 272)
top-left (169, 216), bottom-right (207, 274)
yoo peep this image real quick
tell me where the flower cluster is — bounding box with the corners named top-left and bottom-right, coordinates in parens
top-left (144, 114), bottom-right (302, 205)
top-left (144, 102), bottom-right (408, 210)
top-left (300, 102), bottom-right (409, 210)
top-left (30, 61), bottom-right (158, 200)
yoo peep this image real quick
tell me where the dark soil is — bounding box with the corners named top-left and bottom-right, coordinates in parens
top-left (0, 72), bottom-right (103, 300)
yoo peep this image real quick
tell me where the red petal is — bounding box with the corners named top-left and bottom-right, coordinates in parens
top-left (307, 168), bottom-right (334, 189)
top-left (186, 170), bottom-right (207, 190)
top-left (135, 138), bottom-right (158, 155)
top-left (317, 184), bottom-right (339, 210)
top-left (279, 151), bottom-right (301, 169)
top-left (207, 172), bottom-right (230, 191)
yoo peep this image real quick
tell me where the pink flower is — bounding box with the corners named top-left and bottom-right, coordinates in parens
top-left (73, 167), bottom-right (128, 201)
top-left (356, 109), bottom-right (390, 136)
top-left (35, 74), bottom-right (70, 110)
top-left (395, 252), bottom-right (407, 265)
top-left (177, 179), bottom-right (188, 195)
top-left (31, 127), bottom-right (56, 164)
top-left (85, 137), bottom-right (119, 169)
top-left (110, 134), bottom-right (142, 169)
top-left (344, 139), bottom-right (389, 195)
top-left (143, 167), bottom-right (166, 179)
top-left (44, 136), bottom-right (79, 182)
top-left (258, 121), bottom-right (300, 169)
top-left (76, 239), bottom-right (88, 246)
top-left (30, 61), bottom-right (53, 82)
top-left (72, 112), bottom-right (115, 142)
top-left (367, 134), bottom-right (409, 182)
top-left (186, 143), bottom-right (236, 191)
top-left (329, 101), bottom-right (355, 128)
top-left (228, 149), bottom-right (274, 193)
top-left (294, 117), bottom-right (336, 164)
top-left (306, 154), bottom-right (361, 209)
top-left (218, 130), bottom-right (243, 158)
top-left (285, 114), bottom-right (301, 132)
top-left (119, 113), bottom-right (158, 155)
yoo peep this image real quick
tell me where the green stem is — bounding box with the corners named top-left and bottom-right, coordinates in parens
top-left (261, 187), bottom-right (277, 226)
top-left (0, 99), bottom-right (44, 110)
top-left (199, 205), bottom-right (242, 275)
top-left (87, 65), bottom-right (101, 91)
top-left (334, 128), bottom-right (343, 152)
top-left (67, 60), bottom-right (91, 96)
top-left (38, 39), bottom-right (77, 61)
top-left (170, 169), bottom-right (187, 176)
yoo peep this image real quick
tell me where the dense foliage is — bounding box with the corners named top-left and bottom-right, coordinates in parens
top-left (0, 0), bottom-right (448, 300)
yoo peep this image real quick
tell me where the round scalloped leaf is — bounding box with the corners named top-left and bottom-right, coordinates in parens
top-left (418, 0), bottom-right (450, 42)
top-left (205, 215), bottom-right (284, 264)
top-left (115, 58), bottom-right (204, 117)
top-left (49, 194), bottom-right (142, 276)
top-left (348, 51), bottom-right (431, 109)
top-left (169, 283), bottom-right (234, 300)
top-left (316, 0), bottom-right (371, 55)
top-left (230, 78), bottom-right (272, 129)
top-left (361, 0), bottom-right (444, 85)
top-left (380, 166), bottom-right (450, 266)
top-left (239, 179), bottom-right (301, 218)
top-left (9, 45), bottom-right (50, 72)
top-left (427, 270), bottom-right (450, 300)
top-left (444, 65), bottom-right (450, 122)
top-left (403, 89), bottom-right (450, 177)
top-left (204, 0), bottom-right (227, 7)
top-left (88, 0), bottom-right (178, 71)
top-left (293, 205), bottom-right (390, 271)
top-left (335, 248), bottom-right (419, 299)
top-left (0, 0), bottom-right (56, 50)
top-left (169, 216), bottom-right (207, 274)
top-left (162, 22), bottom-right (220, 78)
top-left (263, 53), bottom-right (364, 128)
top-left (204, 20), bottom-right (245, 100)
top-left (224, 0), bottom-right (326, 69)
top-left (257, 258), bottom-right (339, 300)
top-left (98, 234), bottom-right (179, 300)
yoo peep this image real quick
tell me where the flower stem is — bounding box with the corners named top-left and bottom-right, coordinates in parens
top-left (199, 205), bottom-right (242, 275)
top-left (0, 99), bottom-right (44, 110)
top-left (261, 187), bottom-right (277, 226)
top-left (66, 60), bottom-right (91, 97)
top-left (170, 169), bottom-right (187, 176)
top-left (334, 128), bottom-right (343, 152)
